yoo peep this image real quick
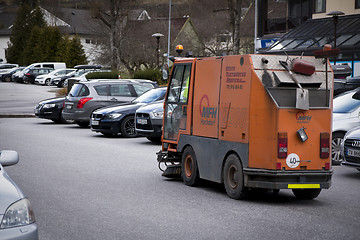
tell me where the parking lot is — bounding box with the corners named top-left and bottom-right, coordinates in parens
top-left (1, 82), bottom-right (360, 239)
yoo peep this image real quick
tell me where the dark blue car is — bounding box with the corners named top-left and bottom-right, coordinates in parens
top-left (90, 87), bottom-right (166, 137)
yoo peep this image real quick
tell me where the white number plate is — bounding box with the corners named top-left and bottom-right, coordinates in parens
top-left (347, 149), bottom-right (360, 157)
top-left (137, 119), bottom-right (147, 125)
top-left (91, 120), bottom-right (99, 126)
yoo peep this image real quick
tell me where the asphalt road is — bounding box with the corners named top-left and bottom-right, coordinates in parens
top-left (0, 82), bottom-right (56, 116)
top-left (0, 82), bottom-right (359, 239)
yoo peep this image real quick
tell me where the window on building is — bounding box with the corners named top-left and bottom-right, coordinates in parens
top-left (314, 0), bottom-right (326, 13)
top-left (356, 0), bottom-right (360, 9)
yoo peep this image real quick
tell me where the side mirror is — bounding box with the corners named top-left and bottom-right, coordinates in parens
top-left (162, 64), bottom-right (169, 81)
top-left (0, 150), bottom-right (19, 167)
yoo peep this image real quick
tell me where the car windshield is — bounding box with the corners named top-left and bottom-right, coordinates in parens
top-left (132, 88), bottom-right (166, 103)
top-left (333, 90), bottom-right (360, 113)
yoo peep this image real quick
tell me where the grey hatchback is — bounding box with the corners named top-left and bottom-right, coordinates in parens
top-left (62, 79), bottom-right (154, 127)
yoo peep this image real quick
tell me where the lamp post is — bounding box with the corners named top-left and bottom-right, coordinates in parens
top-left (327, 11), bottom-right (344, 49)
top-left (152, 33), bottom-right (164, 68)
top-left (327, 11), bottom-right (344, 65)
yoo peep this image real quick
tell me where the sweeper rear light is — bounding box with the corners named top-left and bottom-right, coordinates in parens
top-left (278, 132), bottom-right (288, 159)
top-left (320, 132), bottom-right (330, 158)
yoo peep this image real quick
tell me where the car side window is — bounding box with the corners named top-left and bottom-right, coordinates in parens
top-left (133, 84), bottom-right (152, 96)
top-left (110, 84), bottom-right (132, 96)
top-left (78, 85), bottom-right (90, 97)
top-left (43, 64), bottom-right (54, 69)
top-left (94, 85), bottom-right (109, 96)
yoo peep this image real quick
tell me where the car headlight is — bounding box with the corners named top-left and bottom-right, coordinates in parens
top-left (0, 198), bottom-right (36, 229)
top-left (150, 109), bottom-right (164, 119)
top-left (43, 103), bottom-right (56, 108)
top-left (106, 113), bottom-right (122, 119)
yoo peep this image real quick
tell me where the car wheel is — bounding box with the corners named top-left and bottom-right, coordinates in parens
top-left (181, 146), bottom-right (199, 186)
top-left (75, 121), bottom-right (89, 128)
top-left (4, 76), bottom-right (11, 82)
top-left (120, 116), bottom-right (138, 138)
top-left (292, 189), bottom-right (321, 200)
top-left (223, 154), bottom-right (247, 200)
top-left (63, 79), bottom-right (68, 88)
top-left (45, 79), bottom-right (51, 86)
top-left (23, 78), bottom-right (29, 84)
top-left (332, 132), bottom-right (345, 165)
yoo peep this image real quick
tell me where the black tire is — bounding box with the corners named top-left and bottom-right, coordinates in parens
top-left (23, 78), bottom-right (29, 84)
top-left (223, 154), bottom-right (246, 200)
top-left (76, 121), bottom-right (89, 128)
top-left (332, 132), bottom-right (345, 165)
top-left (4, 76), bottom-right (11, 82)
top-left (146, 137), bottom-right (161, 143)
top-left (292, 189), bottom-right (321, 200)
top-left (120, 116), bottom-right (138, 138)
top-left (181, 146), bottom-right (199, 186)
top-left (45, 79), bottom-right (51, 86)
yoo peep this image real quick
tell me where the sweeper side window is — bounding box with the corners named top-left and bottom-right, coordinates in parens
top-left (164, 63), bottom-right (192, 140)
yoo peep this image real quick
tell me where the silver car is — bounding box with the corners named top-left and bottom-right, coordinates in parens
top-left (62, 79), bottom-right (154, 127)
top-left (341, 127), bottom-right (360, 171)
top-left (332, 88), bottom-right (360, 165)
top-left (0, 150), bottom-right (38, 240)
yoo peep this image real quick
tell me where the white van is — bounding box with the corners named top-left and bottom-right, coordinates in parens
top-left (16, 62), bottom-right (66, 83)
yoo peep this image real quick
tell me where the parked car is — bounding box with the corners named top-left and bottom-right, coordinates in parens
top-left (0, 150), bottom-right (38, 239)
top-left (341, 127), bottom-right (360, 171)
top-left (0, 67), bottom-right (24, 82)
top-left (334, 76), bottom-right (360, 96)
top-left (62, 79), bottom-right (155, 127)
top-left (91, 87), bottom-right (166, 137)
top-left (14, 62), bottom-right (66, 83)
top-left (22, 67), bottom-right (54, 84)
top-left (34, 97), bottom-right (70, 123)
top-left (0, 63), bottom-right (18, 69)
top-left (332, 88), bottom-right (360, 165)
top-left (135, 100), bottom-right (164, 142)
top-left (52, 65), bottom-right (102, 87)
top-left (34, 68), bottom-right (75, 86)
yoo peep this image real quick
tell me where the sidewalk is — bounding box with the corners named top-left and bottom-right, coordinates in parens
top-left (0, 82), bottom-right (57, 118)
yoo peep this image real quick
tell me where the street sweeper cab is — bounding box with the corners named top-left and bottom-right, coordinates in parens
top-left (157, 53), bottom-right (334, 200)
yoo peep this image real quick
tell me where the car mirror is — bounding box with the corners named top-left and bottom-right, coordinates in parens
top-left (0, 150), bottom-right (19, 166)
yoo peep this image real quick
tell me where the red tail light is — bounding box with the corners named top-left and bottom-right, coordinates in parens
top-left (77, 98), bottom-right (93, 108)
top-left (278, 132), bottom-right (288, 159)
top-left (320, 132), bottom-right (330, 158)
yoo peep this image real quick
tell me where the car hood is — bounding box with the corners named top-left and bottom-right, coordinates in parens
top-left (333, 112), bottom-right (351, 121)
top-left (0, 166), bottom-right (24, 214)
top-left (136, 101), bottom-right (164, 113)
top-left (38, 97), bottom-right (65, 105)
top-left (94, 102), bottom-right (144, 114)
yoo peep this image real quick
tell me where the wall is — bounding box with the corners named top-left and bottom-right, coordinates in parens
top-left (0, 37), bottom-right (10, 63)
top-left (313, 0), bottom-right (360, 18)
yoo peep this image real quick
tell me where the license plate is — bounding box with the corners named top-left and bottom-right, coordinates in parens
top-left (66, 104), bottom-right (73, 110)
top-left (91, 120), bottom-right (99, 126)
top-left (347, 149), bottom-right (360, 157)
top-left (137, 119), bottom-right (147, 125)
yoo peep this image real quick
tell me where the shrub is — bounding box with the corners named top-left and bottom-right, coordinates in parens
top-left (86, 71), bottom-right (119, 79)
top-left (133, 68), bottom-right (165, 85)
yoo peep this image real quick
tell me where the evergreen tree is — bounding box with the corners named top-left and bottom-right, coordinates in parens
top-left (67, 37), bottom-right (88, 67)
top-left (6, 0), bottom-right (46, 65)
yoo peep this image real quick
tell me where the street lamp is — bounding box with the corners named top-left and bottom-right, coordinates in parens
top-left (152, 33), bottom-right (164, 68)
top-left (327, 11), bottom-right (344, 49)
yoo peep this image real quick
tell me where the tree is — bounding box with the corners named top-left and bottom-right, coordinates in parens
top-left (90, 0), bottom-right (132, 72)
top-left (6, 0), bottom-right (46, 65)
